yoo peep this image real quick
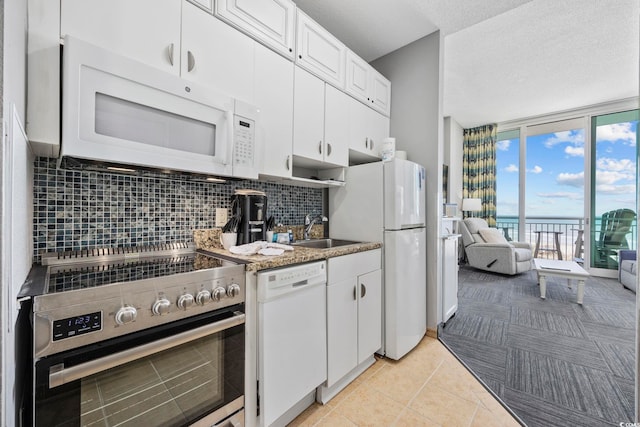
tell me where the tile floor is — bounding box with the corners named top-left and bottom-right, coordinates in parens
top-left (289, 336), bottom-right (521, 426)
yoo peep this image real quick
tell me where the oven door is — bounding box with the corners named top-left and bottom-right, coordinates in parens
top-left (33, 307), bottom-right (244, 427)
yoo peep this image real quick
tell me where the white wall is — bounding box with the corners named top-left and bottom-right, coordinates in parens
top-left (371, 31), bottom-right (444, 331)
top-left (444, 116), bottom-right (464, 207)
top-left (2, 0), bottom-right (32, 425)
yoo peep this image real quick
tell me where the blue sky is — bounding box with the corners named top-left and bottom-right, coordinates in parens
top-left (496, 120), bottom-right (637, 218)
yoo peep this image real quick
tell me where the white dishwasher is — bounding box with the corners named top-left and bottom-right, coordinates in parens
top-left (257, 261), bottom-right (327, 427)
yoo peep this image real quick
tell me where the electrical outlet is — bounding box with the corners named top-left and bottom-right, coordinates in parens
top-left (215, 208), bottom-right (228, 227)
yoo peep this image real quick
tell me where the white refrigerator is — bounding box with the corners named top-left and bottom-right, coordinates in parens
top-left (329, 158), bottom-right (426, 360)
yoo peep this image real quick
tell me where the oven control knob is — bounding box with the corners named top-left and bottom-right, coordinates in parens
top-left (115, 306), bottom-right (137, 325)
top-left (227, 284), bottom-right (241, 298)
top-left (152, 298), bottom-right (171, 316)
top-left (212, 286), bottom-right (227, 301)
top-left (177, 293), bottom-right (195, 310)
top-left (196, 289), bottom-right (211, 305)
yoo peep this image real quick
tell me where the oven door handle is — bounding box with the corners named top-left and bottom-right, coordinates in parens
top-left (49, 311), bottom-right (245, 389)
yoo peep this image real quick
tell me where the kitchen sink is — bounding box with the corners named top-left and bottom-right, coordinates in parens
top-left (291, 238), bottom-right (361, 249)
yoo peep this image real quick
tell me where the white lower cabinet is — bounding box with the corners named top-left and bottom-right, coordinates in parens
top-left (442, 234), bottom-right (460, 324)
top-left (321, 249), bottom-right (381, 400)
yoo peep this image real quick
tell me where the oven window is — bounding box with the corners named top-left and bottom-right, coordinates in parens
top-left (35, 318), bottom-right (244, 427)
top-left (82, 333), bottom-right (227, 426)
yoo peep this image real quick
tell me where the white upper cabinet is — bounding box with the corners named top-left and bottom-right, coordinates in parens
top-left (60, 0), bottom-right (182, 75)
top-left (293, 66), bottom-right (325, 163)
top-left (345, 50), bottom-right (391, 117)
top-left (295, 10), bottom-right (346, 89)
top-left (370, 67), bottom-right (391, 116)
top-left (347, 96), bottom-right (389, 163)
top-left (368, 108), bottom-right (390, 152)
top-left (293, 66), bottom-right (348, 168)
top-left (255, 44), bottom-right (294, 178)
top-left (215, 0), bottom-right (296, 60)
top-left (323, 85), bottom-right (349, 167)
top-left (345, 50), bottom-right (369, 102)
top-left (181, 1), bottom-right (255, 102)
top-left (187, 0), bottom-right (213, 13)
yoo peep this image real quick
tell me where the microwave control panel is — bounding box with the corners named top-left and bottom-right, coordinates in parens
top-left (233, 117), bottom-right (255, 168)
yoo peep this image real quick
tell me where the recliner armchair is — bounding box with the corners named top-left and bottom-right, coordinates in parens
top-left (460, 218), bottom-right (533, 275)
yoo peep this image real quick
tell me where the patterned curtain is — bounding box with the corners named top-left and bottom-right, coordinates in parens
top-left (463, 124), bottom-right (497, 226)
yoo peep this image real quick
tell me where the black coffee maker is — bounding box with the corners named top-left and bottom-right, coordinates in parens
top-left (231, 190), bottom-right (268, 244)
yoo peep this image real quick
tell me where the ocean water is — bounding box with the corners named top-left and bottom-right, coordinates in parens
top-left (496, 216), bottom-right (638, 259)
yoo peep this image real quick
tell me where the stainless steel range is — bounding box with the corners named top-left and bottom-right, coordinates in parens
top-left (19, 243), bottom-right (246, 427)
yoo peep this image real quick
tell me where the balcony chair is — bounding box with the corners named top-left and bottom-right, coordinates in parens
top-left (460, 218), bottom-right (533, 275)
top-left (594, 208), bottom-right (636, 269)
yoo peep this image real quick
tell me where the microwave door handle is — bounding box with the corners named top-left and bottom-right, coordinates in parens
top-left (225, 110), bottom-right (234, 165)
top-left (48, 311), bottom-right (245, 389)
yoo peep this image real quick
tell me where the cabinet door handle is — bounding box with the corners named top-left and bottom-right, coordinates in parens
top-left (369, 139), bottom-right (374, 150)
top-left (286, 155), bottom-right (290, 171)
top-left (353, 286), bottom-right (357, 301)
top-left (361, 283), bottom-right (366, 298)
top-left (365, 137), bottom-right (369, 149)
top-left (167, 43), bottom-right (175, 66)
top-left (327, 143), bottom-right (332, 156)
top-left (318, 141), bottom-right (323, 155)
top-left (187, 51), bottom-right (196, 72)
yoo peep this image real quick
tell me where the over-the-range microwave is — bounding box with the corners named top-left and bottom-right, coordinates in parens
top-left (60, 36), bottom-right (260, 179)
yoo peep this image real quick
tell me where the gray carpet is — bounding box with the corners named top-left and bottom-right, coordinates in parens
top-left (439, 265), bottom-right (636, 427)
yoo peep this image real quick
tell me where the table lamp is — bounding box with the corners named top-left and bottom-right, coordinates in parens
top-left (462, 198), bottom-right (482, 218)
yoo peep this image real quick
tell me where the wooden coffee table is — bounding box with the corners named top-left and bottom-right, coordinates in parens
top-left (532, 259), bottom-right (590, 305)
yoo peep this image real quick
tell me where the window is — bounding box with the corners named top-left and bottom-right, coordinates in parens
top-left (496, 129), bottom-right (520, 241)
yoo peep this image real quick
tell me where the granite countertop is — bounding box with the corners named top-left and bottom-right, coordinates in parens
top-left (193, 228), bottom-right (382, 272)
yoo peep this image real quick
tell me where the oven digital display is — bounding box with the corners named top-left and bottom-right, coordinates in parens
top-left (53, 312), bottom-right (102, 341)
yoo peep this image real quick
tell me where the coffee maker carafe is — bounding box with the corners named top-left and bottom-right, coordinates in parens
top-left (231, 190), bottom-right (267, 244)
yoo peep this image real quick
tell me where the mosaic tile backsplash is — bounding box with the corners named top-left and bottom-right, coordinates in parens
top-left (33, 157), bottom-right (323, 261)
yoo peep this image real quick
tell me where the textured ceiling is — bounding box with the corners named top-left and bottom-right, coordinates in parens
top-left (293, 0), bottom-right (639, 128)
top-left (293, 0), bottom-right (533, 62)
top-left (444, 0), bottom-right (640, 127)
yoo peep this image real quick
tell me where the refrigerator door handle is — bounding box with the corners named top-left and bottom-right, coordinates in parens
top-left (401, 223), bottom-right (425, 229)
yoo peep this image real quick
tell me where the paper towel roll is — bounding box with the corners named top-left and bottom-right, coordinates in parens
top-left (381, 137), bottom-right (396, 161)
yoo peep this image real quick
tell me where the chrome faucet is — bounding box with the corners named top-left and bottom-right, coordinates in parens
top-left (304, 213), bottom-right (328, 240)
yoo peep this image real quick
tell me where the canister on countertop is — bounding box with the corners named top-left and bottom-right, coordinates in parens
top-left (381, 137), bottom-right (396, 161)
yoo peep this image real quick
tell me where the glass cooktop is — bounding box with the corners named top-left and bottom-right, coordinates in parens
top-left (46, 253), bottom-right (229, 294)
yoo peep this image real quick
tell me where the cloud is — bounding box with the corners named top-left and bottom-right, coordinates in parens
top-left (596, 123), bottom-right (636, 146)
top-left (497, 139), bottom-right (511, 151)
top-left (557, 171), bottom-right (584, 187)
top-left (543, 130), bottom-right (584, 148)
top-left (528, 165), bottom-right (543, 174)
top-left (596, 157), bottom-right (635, 172)
top-left (595, 170), bottom-right (635, 185)
top-left (595, 184), bottom-right (637, 195)
top-left (505, 164), bottom-right (518, 172)
top-left (564, 145), bottom-right (584, 157)
top-left (537, 191), bottom-right (583, 200)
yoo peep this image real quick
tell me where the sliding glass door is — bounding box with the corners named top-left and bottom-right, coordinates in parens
top-left (589, 110), bottom-right (638, 275)
top-left (496, 107), bottom-right (638, 277)
top-left (525, 119), bottom-right (585, 262)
